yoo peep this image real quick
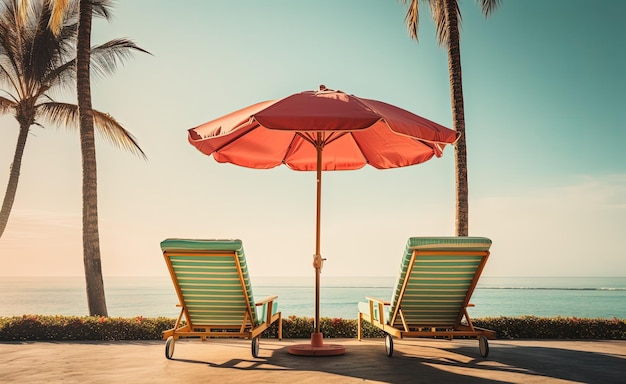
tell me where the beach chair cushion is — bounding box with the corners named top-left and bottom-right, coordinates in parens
top-left (388, 237), bottom-right (492, 327)
top-left (160, 238), bottom-right (260, 326)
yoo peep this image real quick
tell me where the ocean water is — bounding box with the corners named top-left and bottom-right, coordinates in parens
top-left (0, 276), bottom-right (625, 320)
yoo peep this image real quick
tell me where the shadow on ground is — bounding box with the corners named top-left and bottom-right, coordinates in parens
top-left (167, 339), bottom-right (626, 384)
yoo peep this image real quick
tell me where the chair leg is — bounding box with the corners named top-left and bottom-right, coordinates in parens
top-left (357, 312), bottom-right (362, 341)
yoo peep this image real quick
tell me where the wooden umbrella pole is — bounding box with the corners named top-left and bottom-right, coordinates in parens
top-left (314, 143), bottom-right (322, 334)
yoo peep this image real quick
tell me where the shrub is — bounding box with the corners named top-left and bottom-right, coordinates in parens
top-left (274, 316), bottom-right (384, 339)
top-left (473, 316), bottom-right (626, 340)
top-left (0, 315), bottom-right (624, 341)
top-left (0, 315), bottom-right (175, 341)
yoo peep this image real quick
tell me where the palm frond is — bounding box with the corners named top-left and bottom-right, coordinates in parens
top-left (39, 57), bottom-right (75, 95)
top-left (0, 1), bottom-right (19, 52)
top-left (430, 0), bottom-right (461, 47)
top-left (89, 38), bottom-right (151, 79)
top-left (48, 0), bottom-right (71, 35)
top-left (34, 99), bottom-right (76, 127)
top-left (92, 109), bottom-right (147, 159)
top-left (36, 101), bottom-right (147, 159)
top-left (27, 0), bottom-right (78, 92)
top-left (476, 0), bottom-right (501, 17)
top-left (17, 0), bottom-right (26, 24)
top-left (92, 0), bottom-right (113, 21)
top-left (27, 1), bottom-right (62, 86)
top-left (0, 0), bottom-right (25, 94)
top-left (402, 0), bottom-right (472, 47)
top-left (429, 0), bottom-right (445, 45)
top-left (0, 62), bottom-right (20, 94)
top-left (1, 0), bottom-right (78, 100)
top-left (0, 94), bottom-right (16, 114)
top-left (402, 0), bottom-right (419, 41)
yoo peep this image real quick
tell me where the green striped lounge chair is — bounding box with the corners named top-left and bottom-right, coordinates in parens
top-left (357, 237), bottom-right (496, 357)
top-left (161, 239), bottom-right (282, 359)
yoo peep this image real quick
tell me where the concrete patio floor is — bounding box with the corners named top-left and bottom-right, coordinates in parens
top-left (2, 338), bottom-right (625, 383)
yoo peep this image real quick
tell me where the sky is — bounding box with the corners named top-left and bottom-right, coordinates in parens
top-left (0, 0), bottom-right (624, 280)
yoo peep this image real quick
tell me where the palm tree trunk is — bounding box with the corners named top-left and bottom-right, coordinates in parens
top-left (78, 0), bottom-right (107, 316)
top-left (0, 124), bottom-right (29, 238)
top-left (444, 0), bottom-right (469, 236)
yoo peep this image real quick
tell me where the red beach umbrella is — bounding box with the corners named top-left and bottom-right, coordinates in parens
top-left (188, 85), bottom-right (458, 355)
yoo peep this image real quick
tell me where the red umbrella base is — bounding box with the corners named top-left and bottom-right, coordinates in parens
top-left (287, 333), bottom-right (346, 356)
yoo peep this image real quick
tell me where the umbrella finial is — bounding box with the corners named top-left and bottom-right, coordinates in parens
top-left (319, 84), bottom-right (327, 91)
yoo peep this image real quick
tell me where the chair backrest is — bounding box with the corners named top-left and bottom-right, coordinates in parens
top-left (389, 237), bottom-right (491, 328)
top-left (160, 239), bottom-right (258, 327)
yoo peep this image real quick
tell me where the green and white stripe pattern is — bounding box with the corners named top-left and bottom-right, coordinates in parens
top-left (160, 239), bottom-right (258, 326)
top-left (389, 237), bottom-right (492, 328)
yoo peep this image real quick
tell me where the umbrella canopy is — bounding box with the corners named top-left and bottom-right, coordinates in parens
top-left (189, 86), bottom-right (457, 171)
top-left (188, 86), bottom-right (458, 355)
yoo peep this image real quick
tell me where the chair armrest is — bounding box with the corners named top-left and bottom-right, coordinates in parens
top-left (365, 296), bottom-right (390, 306)
top-left (255, 296), bottom-right (278, 325)
top-left (362, 297), bottom-right (390, 325)
top-left (255, 295), bottom-right (278, 306)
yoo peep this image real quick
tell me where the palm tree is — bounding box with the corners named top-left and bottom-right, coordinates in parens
top-left (76, 0), bottom-right (105, 316)
top-left (0, 0), bottom-right (147, 315)
top-left (46, 0), bottom-right (148, 316)
top-left (47, 0), bottom-right (126, 316)
top-left (403, 0), bottom-right (500, 236)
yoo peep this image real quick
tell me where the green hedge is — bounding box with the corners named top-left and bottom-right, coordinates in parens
top-left (268, 316), bottom-right (385, 339)
top-left (473, 316), bottom-right (626, 339)
top-left (0, 315), bottom-right (624, 341)
top-left (0, 315), bottom-right (174, 341)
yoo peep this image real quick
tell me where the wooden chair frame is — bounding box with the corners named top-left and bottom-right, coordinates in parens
top-left (161, 242), bottom-right (282, 358)
top-left (358, 245), bottom-right (496, 357)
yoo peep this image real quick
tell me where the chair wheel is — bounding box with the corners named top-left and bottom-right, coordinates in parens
top-left (384, 333), bottom-right (394, 357)
top-left (251, 337), bottom-right (260, 358)
top-left (165, 336), bottom-right (175, 359)
top-left (479, 336), bottom-right (489, 358)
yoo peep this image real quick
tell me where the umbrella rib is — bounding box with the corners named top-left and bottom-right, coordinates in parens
top-left (347, 134), bottom-right (371, 166)
top-left (323, 131), bottom-right (349, 146)
top-left (282, 135), bottom-right (299, 164)
top-left (297, 132), bottom-right (317, 146)
top-left (281, 132), bottom-right (316, 164)
top-left (199, 120), bottom-right (262, 153)
top-left (283, 132), bottom-right (345, 164)
top-left (282, 132), bottom-right (357, 164)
